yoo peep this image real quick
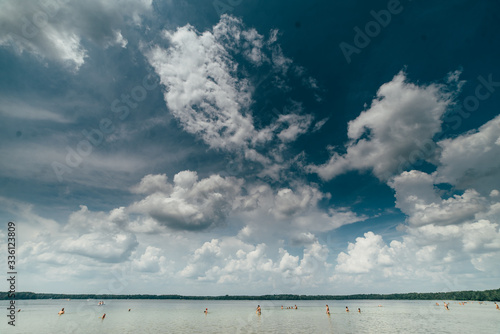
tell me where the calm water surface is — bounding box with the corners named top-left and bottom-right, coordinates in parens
top-left (1, 299), bottom-right (498, 333)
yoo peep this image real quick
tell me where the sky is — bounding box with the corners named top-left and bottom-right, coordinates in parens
top-left (0, 0), bottom-right (499, 296)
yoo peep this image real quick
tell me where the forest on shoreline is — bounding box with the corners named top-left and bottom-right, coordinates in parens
top-left (1, 288), bottom-right (499, 301)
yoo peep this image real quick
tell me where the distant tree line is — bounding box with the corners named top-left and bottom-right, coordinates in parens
top-left (1, 288), bottom-right (499, 301)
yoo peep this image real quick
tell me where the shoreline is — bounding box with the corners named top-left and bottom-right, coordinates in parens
top-left (1, 288), bottom-right (499, 301)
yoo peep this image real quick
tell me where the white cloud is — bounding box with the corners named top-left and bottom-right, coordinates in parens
top-left (130, 171), bottom-right (243, 230)
top-left (272, 184), bottom-right (326, 219)
top-left (132, 246), bottom-right (168, 273)
top-left (435, 114), bottom-right (500, 193)
top-left (335, 167), bottom-right (500, 285)
top-left (333, 221), bottom-right (500, 290)
top-left (290, 232), bottom-right (317, 246)
top-left (389, 170), bottom-right (489, 227)
top-left (312, 117), bottom-right (329, 132)
top-left (145, 15), bottom-right (317, 177)
top-left (5, 203), bottom-right (141, 286)
top-left (309, 70), bottom-right (460, 181)
top-left (58, 205), bottom-right (138, 262)
top-left (461, 220), bottom-right (500, 253)
top-left (130, 173), bottom-right (172, 194)
top-left (0, 0), bottom-right (151, 70)
top-left (228, 180), bottom-right (365, 239)
top-left (0, 197), bottom-right (60, 240)
top-left (61, 231), bottom-right (138, 263)
top-left (335, 232), bottom-right (392, 274)
top-left (146, 18), bottom-right (256, 152)
top-left (179, 237), bottom-right (330, 288)
top-left (275, 113), bottom-right (313, 143)
top-left (112, 30), bottom-right (127, 48)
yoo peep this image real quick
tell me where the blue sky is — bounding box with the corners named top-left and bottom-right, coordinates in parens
top-left (0, 0), bottom-right (499, 296)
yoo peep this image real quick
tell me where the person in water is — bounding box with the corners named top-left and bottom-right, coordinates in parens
top-left (100, 313), bottom-right (106, 320)
top-left (345, 306), bottom-right (349, 312)
top-left (358, 308), bottom-right (361, 313)
top-left (495, 302), bottom-right (499, 310)
top-left (256, 305), bottom-right (261, 314)
top-left (204, 308), bottom-right (208, 314)
top-left (58, 308), bottom-right (65, 315)
top-left (326, 304), bottom-right (330, 315)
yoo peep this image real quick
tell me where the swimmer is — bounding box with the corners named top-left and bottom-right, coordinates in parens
top-left (436, 302), bottom-right (439, 306)
top-left (294, 305), bottom-right (297, 310)
top-left (58, 308), bottom-right (65, 315)
top-left (100, 313), bottom-right (106, 320)
top-left (444, 302), bottom-right (449, 311)
top-left (256, 305), bottom-right (261, 315)
top-left (346, 306), bottom-right (349, 312)
top-left (281, 305), bottom-right (283, 309)
top-left (358, 308), bottom-right (361, 313)
top-left (326, 304), bottom-right (330, 315)
top-left (128, 308), bottom-right (131, 312)
top-left (204, 308), bottom-right (208, 314)
top-left (495, 302), bottom-right (499, 310)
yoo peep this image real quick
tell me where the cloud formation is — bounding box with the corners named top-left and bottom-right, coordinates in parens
top-left (179, 237), bottom-right (330, 289)
top-left (130, 171), bottom-right (243, 231)
top-left (435, 114), bottom-right (500, 193)
top-left (146, 15), bottom-right (317, 176)
top-left (0, 0), bottom-right (151, 70)
top-left (309, 70), bottom-right (460, 180)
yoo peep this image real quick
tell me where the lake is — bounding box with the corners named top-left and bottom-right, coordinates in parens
top-left (1, 299), bottom-right (498, 333)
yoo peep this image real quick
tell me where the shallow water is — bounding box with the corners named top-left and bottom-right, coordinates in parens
top-left (1, 299), bottom-right (498, 333)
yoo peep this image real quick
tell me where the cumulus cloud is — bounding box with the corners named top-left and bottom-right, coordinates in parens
top-left (8, 203), bottom-right (141, 286)
top-left (59, 205), bottom-right (138, 262)
top-left (0, 0), bottom-right (151, 70)
top-left (275, 113), bottom-right (313, 143)
top-left (272, 184), bottom-right (326, 219)
top-left (229, 181), bottom-right (365, 239)
top-left (333, 220), bottom-right (500, 289)
top-left (340, 165), bottom-right (498, 285)
top-left (309, 70), bottom-right (460, 181)
top-left (145, 15), bottom-right (317, 175)
top-left (130, 173), bottom-right (172, 194)
top-left (289, 232), bottom-right (317, 246)
top-left (61, 232), bottom-right (138, 263)
top-left (128, 173), bottom-right (363, 238)
top-left (132, 246), bottom-right (168, 273)
top-left (435, 114), bottom-right (500, 193)
top-left (147, 20), bottom-right (255, 151)
top-left (335, 232), bottom-right (393, 274)
top-left (179, 237), bottom-right (330, 288)
top-left (130, 171), bottom-right (243, 231)
top-left (389, 170), bottom-right (490, 227)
